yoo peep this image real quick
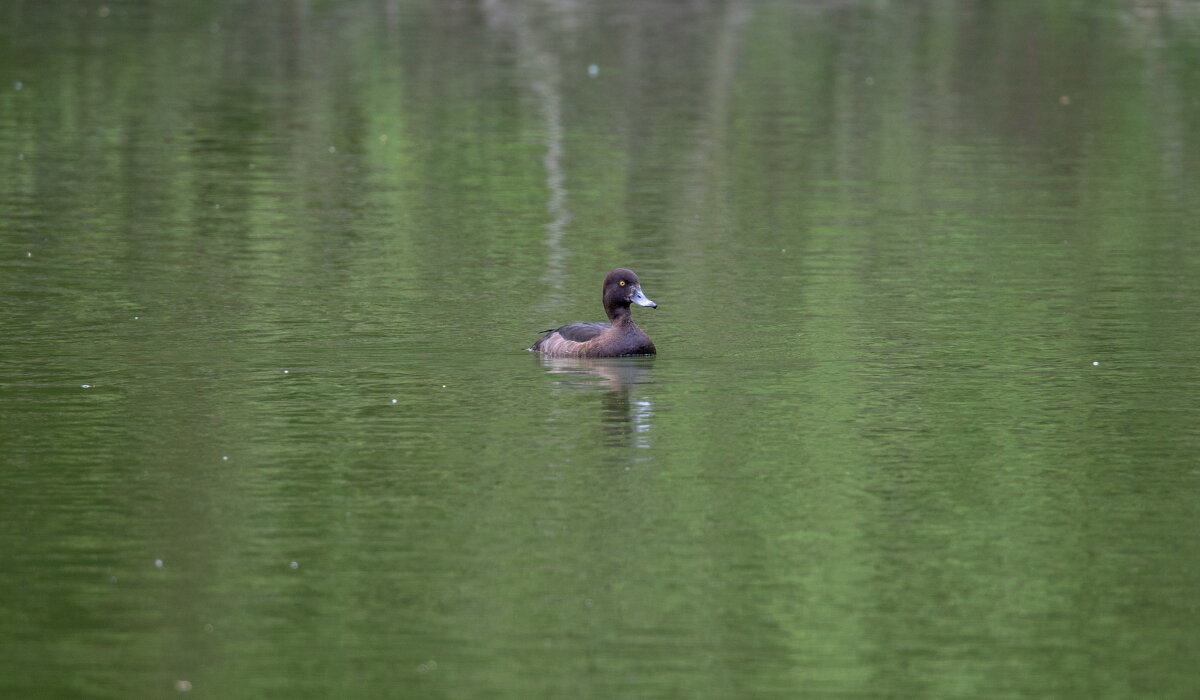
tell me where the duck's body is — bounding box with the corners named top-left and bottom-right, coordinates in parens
top-left (529, 269), bottom-right (658, 358)
top-left (531, 320), bottom-right (656, 358)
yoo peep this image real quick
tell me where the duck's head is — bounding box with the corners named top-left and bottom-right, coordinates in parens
top-left (602, 268), bottom-right (657, 310)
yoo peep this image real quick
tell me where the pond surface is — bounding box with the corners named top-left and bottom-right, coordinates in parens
top-left (3, 1), bottom-right (1200, 698)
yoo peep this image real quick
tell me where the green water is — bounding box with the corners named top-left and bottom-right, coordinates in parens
top-left (3, 1), bottom-right (1199, 698)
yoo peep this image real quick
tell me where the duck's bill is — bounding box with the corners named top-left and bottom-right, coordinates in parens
top-left (631, 288), bottom-right (658, 308)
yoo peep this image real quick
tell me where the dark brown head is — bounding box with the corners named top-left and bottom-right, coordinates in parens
top-left (601, 268), bottom-right (657, 319)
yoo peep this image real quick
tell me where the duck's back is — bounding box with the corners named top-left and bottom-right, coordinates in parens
top-left (549, 322), bottom-right (611, 344)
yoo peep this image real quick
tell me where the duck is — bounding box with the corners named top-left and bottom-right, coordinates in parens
top-left (528, 268), bottom-right (658, 357)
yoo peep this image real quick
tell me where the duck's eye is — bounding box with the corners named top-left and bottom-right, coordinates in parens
top-left (619, 281), bottom-right (626, 287)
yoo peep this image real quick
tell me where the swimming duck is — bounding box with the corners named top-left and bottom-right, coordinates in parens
top-left (528, 268), bottom-right (657, 357)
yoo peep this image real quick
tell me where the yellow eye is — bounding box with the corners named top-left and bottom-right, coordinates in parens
top-left (619, 281), bottom-right (626, 286)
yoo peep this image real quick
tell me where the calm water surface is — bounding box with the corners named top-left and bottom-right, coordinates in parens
top-left (3, 1), bottom-right (1200, 698)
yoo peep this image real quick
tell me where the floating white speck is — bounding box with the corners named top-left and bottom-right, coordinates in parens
top-left (222, 455), bottom-right (229, 461)
top-left (1092, 361), bottom-right (1099, 366)
top-left (175, 680), bottom-right (192, 692)
top-left (587, 64), bottom-right (599, 77)
top-left (442, 385), bottom-right (446, 388)
top-left (328, 146), bottom-right (337, 153)
top-left (82, 384), bottom-right (92, 389)
top-left (283, 369), bottom-right (289, 374)
top-left (391, 398), bottom-right (397, 404)
top-left (290, 561), bottom-right (299, 569)
top-left (154, 559), bottom-right (163, 568)
top-left (14, 81), bottom-right (22, 91)
top-left (98, 6), bottom-right (110, 17)
top-left (26, 251), bottom-right (32, 257)
top-left (17, 153), bottom-right (23, 160)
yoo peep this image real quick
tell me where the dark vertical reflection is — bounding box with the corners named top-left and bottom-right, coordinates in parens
top-left (479, 1), bottom-right (574, 295)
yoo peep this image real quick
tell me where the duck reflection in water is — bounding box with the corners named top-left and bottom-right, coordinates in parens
top-left (536, 356), bottom-right (655, 450)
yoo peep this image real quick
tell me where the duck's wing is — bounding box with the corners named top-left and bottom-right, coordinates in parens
top-left (553, 322), bottom-right (610, 342)
top-left (529, 322), bottom-right (610, 353)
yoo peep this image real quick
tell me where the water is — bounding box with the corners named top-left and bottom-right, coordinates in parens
top-left (3, 1), bottom-right (1200, 697)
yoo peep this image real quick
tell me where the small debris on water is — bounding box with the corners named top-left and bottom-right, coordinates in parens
top-left (17, 153), bottom-right (24, 160)
top-left (204, 624), bottom-right (214, 633)
top-left (290, 561), bottom-right (299, 570)
top-left (391, 398), bottom-right (398, 404)
top-left (1060, 95), bottom-right (1071, 106)
top-left (14, 81), bottom-right (22, 91)
top-left (175, 680), bottom-right (192, 692)
top-left (587, 64), bottom-right (599, 77)
top-left (26, 251), bottom-right (32, 257)
top-left (1092, 361), bottom-right (1099, 366)
top-left (328, 146), bottom-right (337, 153)
top-left (154, 559), bottom-right (164, 568)
top-left (283, 369), bottom-right (289, 374)
top-left (222, 455), bottom-right (229, 461)
top-left (82, 384), bottom-right (92, 389)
